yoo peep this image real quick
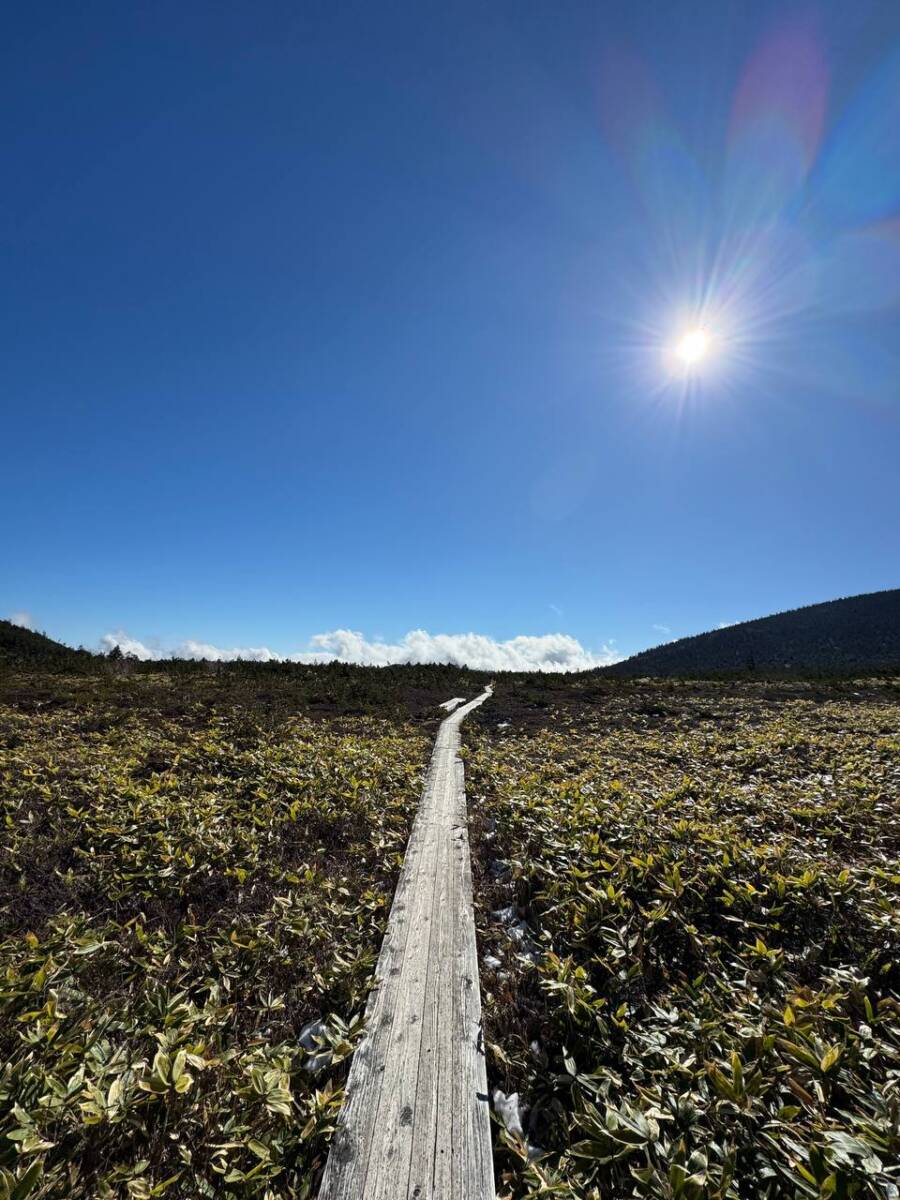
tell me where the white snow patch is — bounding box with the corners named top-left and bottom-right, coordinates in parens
top-left (492, 1090), bottom-right (524, 1138)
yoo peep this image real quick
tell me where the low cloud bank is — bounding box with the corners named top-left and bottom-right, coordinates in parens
top-left (98, 632), bottom-right (279, 663)
top-left (99, 631), bottom-right (157, 660)
top-left (99, 628), bottom-right (620, 672)
top-left (180, 639), bottom-right (283, 663)
top-left (295, 629), bottom-right (619, 671)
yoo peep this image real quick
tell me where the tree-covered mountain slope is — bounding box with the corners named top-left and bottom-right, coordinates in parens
top-left (606, 588), bottom-right (900, 677)
top-left (0, 620), bottom-right (94, 670)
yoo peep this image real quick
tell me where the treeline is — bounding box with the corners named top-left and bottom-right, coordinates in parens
top-left (0, 622), bottom-right (490, 721)
top-left (3, 585), bottom-right (898, 702)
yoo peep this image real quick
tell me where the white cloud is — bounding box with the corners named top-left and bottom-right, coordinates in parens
top-left (99, 631), bottom-right (156, 660)
top-left (291, 629), bottom-right (620, 671)
top-left (652, 623), bottom-right (671, 636)
top-left (7, 611), bottom-right (35, 630)
top-left (178, 639), bottom-right (282, 663)
top-left (99, 628), bottom-right (621, 672)
top-left (98, 632), bottom-right (276, 662)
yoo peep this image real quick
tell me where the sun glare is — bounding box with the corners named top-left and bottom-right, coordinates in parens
top-left (675, 328), bottom-right (711, 365)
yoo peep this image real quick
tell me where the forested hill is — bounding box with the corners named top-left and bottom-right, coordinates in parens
top-left (606, 588), bottom-right (900, 678)
top-left (0, 620), bottom-right (95, 669)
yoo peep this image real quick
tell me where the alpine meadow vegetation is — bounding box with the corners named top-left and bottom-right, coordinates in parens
top-left (2, 659), bottom-right (899, 1200)
top-left (468, 681), bottom-right (900, 1200)
top-left (0, 672), bottom-right (430, 1198)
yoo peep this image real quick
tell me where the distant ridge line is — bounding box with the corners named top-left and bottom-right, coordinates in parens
top-left (604, 588), bottom-right (900, 678)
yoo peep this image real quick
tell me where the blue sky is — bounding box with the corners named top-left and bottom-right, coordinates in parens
top-left (3, 1), bottom-right (899, 667)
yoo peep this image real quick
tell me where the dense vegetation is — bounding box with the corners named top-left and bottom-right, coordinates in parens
top-left (0, 673), bottom-right (430, 1198)
top-left (605, 589), bottom-right (900, 678)
top-left (467, 680), bottom-right (900, 1199)
top-left (0, 619), bottom-right (495, 721)
top-left (3, 649), bottom-right (899, 1199)
top-left (0, 623), bottom-right (93, 673)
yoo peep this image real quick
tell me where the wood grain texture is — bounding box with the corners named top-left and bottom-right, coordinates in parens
top-left (318, 689), bottom-right (495, 1200)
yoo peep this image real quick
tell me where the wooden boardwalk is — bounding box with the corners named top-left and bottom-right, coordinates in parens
top-left (318, 688), bottom-right (495, 1200)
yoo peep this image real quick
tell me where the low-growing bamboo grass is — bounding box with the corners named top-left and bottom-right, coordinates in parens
top-left (467, 682), bottom-right (900, 1199)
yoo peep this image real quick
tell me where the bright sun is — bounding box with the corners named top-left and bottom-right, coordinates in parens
top-left (675, 328), bottom-right (711, 365)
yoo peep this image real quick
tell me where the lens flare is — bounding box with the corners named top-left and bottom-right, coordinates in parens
top-left (675, 328), bottom-right (711, 365)
top-left (594, 21), bottom-right (900, 418)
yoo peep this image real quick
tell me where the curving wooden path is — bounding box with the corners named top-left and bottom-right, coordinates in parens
top-left (318, 688), bottom-right (495, 1200)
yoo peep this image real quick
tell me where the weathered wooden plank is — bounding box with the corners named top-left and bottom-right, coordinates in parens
top-left (452, 749), bottom-right (494, 1197)
top-left (318, 689), bottom-right (494, 1200)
